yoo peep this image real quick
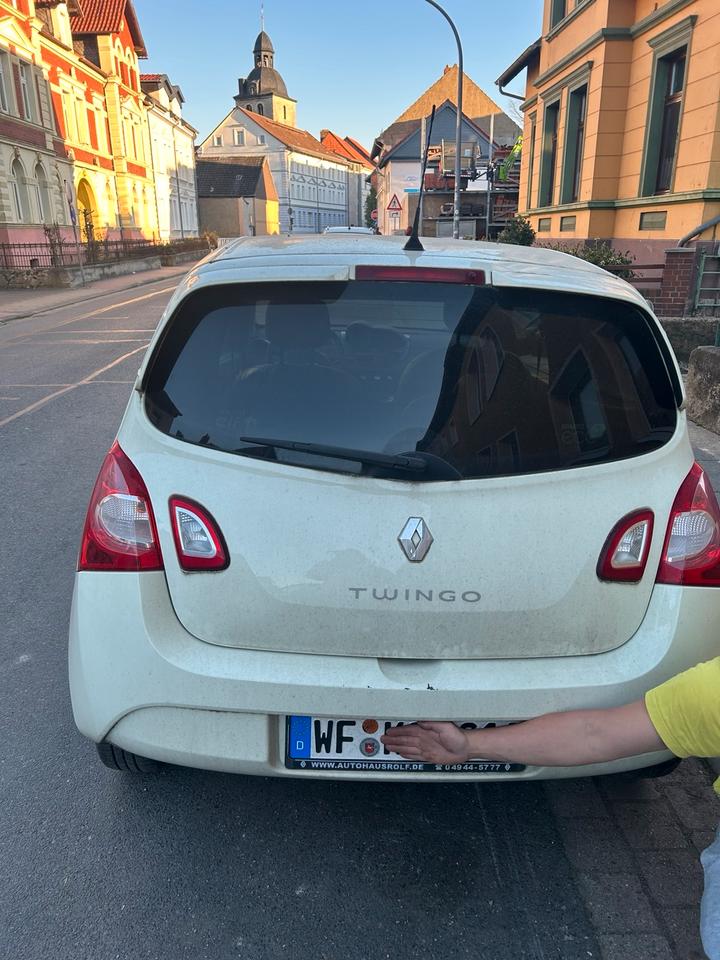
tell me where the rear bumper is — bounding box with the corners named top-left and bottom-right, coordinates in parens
top-left (69, 572), bottom-right (719, 781)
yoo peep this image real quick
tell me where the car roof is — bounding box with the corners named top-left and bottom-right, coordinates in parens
top-left (180, 234), bottom-right (650, 312)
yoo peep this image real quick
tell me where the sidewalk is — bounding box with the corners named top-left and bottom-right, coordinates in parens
top-left (0, 262), bottom-right (197, 324)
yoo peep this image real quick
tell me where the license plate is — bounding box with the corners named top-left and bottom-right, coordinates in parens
top-left (285, 716), bottom-right (526, 774)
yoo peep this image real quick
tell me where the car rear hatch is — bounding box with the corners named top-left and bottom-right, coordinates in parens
top-left (132, 269), bottom-right (686, 659)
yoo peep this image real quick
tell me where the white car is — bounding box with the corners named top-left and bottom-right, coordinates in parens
top-left (69, 234), bottom-right (720, 780)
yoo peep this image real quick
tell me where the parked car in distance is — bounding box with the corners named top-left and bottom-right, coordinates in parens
top-left (69, 234), bottom-right (720, 780)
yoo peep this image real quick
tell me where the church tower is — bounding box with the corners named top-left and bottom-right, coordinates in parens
top-left (235, 31), bottom-right (297, 126)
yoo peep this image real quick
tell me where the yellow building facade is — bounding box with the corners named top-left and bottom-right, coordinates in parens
top-left (498, 0), bottom-right (720, 257)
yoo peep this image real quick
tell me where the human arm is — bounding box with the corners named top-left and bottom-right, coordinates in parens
top-left (380, 700), bottom-right (667, 767)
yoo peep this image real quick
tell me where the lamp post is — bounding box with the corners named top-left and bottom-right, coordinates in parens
top-left (423, 0), bottom-right (463, 240)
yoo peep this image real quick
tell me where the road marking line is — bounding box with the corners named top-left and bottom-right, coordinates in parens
top-left (7, 338), bottom-right (151, 345)
top-left (0, 346), bottom-right (146, 429)
top-left (0, 384), bottom-right (74, 387)
top-left (1, 285), bottom-right (176, 345)
top-left (30, 328), bottom-right (156, 334)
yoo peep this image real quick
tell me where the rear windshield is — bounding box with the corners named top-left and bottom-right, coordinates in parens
top-left (144, 281), bottom-right (677, 481)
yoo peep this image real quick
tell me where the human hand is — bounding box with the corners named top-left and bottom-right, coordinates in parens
top-left (380, 721), bottom-right (470, 765)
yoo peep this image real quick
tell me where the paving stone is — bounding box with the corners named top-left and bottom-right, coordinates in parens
top-left (665, 783), bottom-right (720, 832)
top-left (692, 830), bottom-right (717, 855)
top-left (544, 779), bottom-right (610, 819)
top-left (578, 874), bottom-right (657, 933)
top-left (663, 905), bottom-right (705, 958)
top-left (599, 775), bottom-right (661, 801)
top-left (556, 819), bottom-right (634, 874)
top-left (636, 849), bottom-right (704, 906)
top-left (598, 934), bottom-right (675, 960)
top-left (612, 801), bottom-right (688, 850)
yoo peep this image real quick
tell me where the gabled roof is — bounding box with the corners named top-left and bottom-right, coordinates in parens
top-left (393, 64), bottom-right (503, 125)
top-left (70, 0), bottom-right (147, 57)
top-left (239, 109), bottom-right (351, 166)
top-left (344, 136), bottom-right (373, 165)
top-left (141, 72), bottom-right (184, 104)
top-left (376, 100), bottom-right (496, 169)
top-left (319, 130), bottom-right (374, 170)
top-left (196, 157), bottom-right (267, 198)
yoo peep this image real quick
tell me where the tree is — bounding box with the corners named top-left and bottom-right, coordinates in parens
top-left (497, 214), bottom-right (535, 246)
top-left (364, 185), bottom-right (377, 229)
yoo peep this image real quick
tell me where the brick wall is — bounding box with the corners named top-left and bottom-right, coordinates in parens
top-left (654, 248), bottom-right (697, 317)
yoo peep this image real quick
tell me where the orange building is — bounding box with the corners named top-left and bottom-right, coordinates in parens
top-left (497, 0), bottom-right (720, 258)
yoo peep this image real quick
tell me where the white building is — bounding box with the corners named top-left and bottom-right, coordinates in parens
top-left (141, 74), bottom-right (198, 240)
top-left (197, 30), bottom-right (353, 234)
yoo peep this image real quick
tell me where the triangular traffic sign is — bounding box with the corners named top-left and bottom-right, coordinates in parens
top-left (387, 193), bottom-right (403, 212)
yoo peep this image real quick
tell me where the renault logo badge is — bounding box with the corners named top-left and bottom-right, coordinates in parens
top-left (398, 517), bottom-right (433, 562)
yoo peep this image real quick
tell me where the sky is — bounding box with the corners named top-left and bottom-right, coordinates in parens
top-left (136, 0), bottom-right (543, 148)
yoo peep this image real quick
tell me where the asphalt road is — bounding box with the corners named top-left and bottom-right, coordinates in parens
top-left (0, 279), bottom-right (715, 960)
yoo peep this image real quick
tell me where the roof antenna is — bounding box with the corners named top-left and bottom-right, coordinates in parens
top-left (404, 104), bottom-right (436, 252)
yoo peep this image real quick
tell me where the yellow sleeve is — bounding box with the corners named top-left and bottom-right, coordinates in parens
top-left (645, 658), bottom-right (720, 759)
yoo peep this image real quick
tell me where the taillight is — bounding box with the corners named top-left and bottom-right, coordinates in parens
top-left (355, 265), bottom-right (485, 284)
top-left (597, 509), bottom-right (654, 583)
top-left (78, 442), bottom-right (163, 572)
top-left (169, 496), bottom-right (229, 571)
top-left (656, 463), bottom-right (720, 586)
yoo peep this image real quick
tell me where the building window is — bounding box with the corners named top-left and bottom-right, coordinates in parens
top-left (246, 104), bottom-right (252, 112)
top-left (258, 135), bottom-right (266, 145)
top-left (526, 113), bottom-right (537, 209)
top-left (639, 211), bottom-right (668, 230)
top-left (560, 215), bottom-right (576, 231)
top-left (538, 217), bottom-right (552, 232)
top-left (561, 85), bottom-right (587, 204)
top-left (641, 43), bottom-right (689, 197)
top-left (283, 105), bottom-right (287, 120)
top-left (34, 162), bottom-right (51, 222)
top-left (19, 63), bottom-right (34, 121)
top-left (10, 158), bottom-right (29, 221)
top-left (538, 100), bottom-right (560, 207)
top-left (257, 103), bottom-right (264, 116)
top-left (655, 50), bottom-right (686, 194)
top-left (213, 134), bottom-right (222, 147)
top-left (550, 0), bottom-right (566, 29)
top-left (0, 54), bottom-right (10, 113)
top-left (234, 128), bottom-right (245, 146)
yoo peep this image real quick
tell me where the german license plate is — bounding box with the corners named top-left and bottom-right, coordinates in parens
top-left (285, 716), bottom-right (526, 774)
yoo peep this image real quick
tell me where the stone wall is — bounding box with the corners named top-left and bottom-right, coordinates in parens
top-left (659, 317), bottom-right (718, 363)
top-left (686, 347), bottom-right (720, 433)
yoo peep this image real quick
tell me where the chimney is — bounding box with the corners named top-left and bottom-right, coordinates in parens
top-left (320, 129), bottom-right (330, 140)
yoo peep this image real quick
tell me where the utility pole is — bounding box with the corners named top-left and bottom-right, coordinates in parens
top-left (424, 0), bottom-right (463, 240)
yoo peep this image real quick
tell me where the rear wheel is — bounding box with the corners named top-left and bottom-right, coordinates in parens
top-left (95, 742), bottom-right (162, 773)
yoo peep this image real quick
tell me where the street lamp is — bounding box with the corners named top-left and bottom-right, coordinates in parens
top-left (423, 0), bottom-right (463, 240)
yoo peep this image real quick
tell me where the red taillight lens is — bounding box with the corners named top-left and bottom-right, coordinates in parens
top-left (355, 265), bottom-right (486, 284)
top-left (169, 496), bottom-right (229, 571)
top-left (656, 463), bottom-right (720, 586)
top-left (597, 509), bottom-right (654, 583)
top-left (78, 442), bottom-right (163, 572)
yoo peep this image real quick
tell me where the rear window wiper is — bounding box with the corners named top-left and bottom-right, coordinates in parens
top-left (234, 436), bottom-right (428, 475)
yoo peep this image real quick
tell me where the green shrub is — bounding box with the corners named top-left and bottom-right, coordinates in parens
top-left (543, 240), bottom-right (635, 279)
top-left (497, 215), bottom-right (535, 246)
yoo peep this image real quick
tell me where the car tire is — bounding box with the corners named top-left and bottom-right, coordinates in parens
top-left (96, 741), bottom-right (162, 773)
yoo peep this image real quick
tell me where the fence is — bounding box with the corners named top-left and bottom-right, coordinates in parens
top-left (0, 237), bottom-right (208, 271)
top-left (604, 261), bottom-right (665, 297)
